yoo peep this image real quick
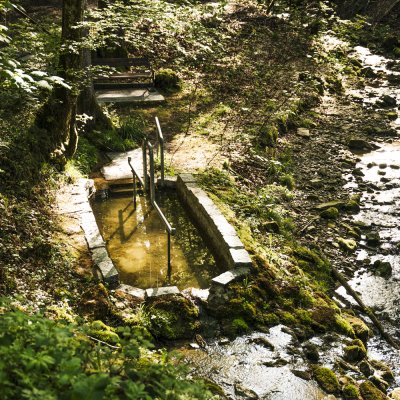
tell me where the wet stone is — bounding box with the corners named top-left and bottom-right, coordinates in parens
top-left (91, 247), bottom-right (110, 265)
top-left (378, 94), bottom-right (397, 107)
top-left (115, 284), bottom-right (146, 301)
top-left (178, 173), bottom-right (196, 184)
top-left (229, 248), bottom-right (252, 267)
top-left (211, 266), bottom-right (251, 286)
top-left (297, 128), bottom-right (311, 138)
top-left (291, 370), bottom-right (312, 381)
top-left (97, 260), bottom-right (119, 287)
top-left (359, 360), bottom-right (373, 377)
top-left (145, 286), bottom-right (180, 298)
top-left (366, 232), bottom-right (381, 246)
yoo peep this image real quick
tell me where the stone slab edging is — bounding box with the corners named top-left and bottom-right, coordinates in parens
top-left (175, 174), bottom-right (252, 277)
top-left (77, 179), bottom-right (119, 287)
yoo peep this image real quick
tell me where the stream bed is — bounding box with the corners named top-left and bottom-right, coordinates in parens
top-left (175, 43), bottom-right (400, 399)
top-left (338, 45), bottom-right (400, 382)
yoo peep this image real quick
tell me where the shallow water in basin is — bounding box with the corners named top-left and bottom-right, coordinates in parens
top-left (92, 191), bottom-right (221, 289)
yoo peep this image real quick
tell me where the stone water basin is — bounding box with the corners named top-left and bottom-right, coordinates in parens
top-left (92, 190), bottom-right (222, 289)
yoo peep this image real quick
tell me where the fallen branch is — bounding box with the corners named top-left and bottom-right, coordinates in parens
top-left (297, 216), bottom-right (319, 234)
top-left (331, 265), bottom-right (400, 350)
top-left (87, 335), bottom-right (120, 350)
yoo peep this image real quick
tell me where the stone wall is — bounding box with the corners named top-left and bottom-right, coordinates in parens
top-left (176, 174), bottom-right (252, 270)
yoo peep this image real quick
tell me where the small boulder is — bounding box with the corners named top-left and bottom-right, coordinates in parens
top-left (373, 260), bottom-right (392, 278)
top-left (342, 383), bottom-right (360, 400)
top-left (378, 95), bottom-right (397, 108)
top-left (360, 66), bottom-right (377, 78)
top-left (320, 207), bottom-right (339, 219)
top-left (359, 381), bottom-right (387, 400)
top-left (344, 315), bottom-right (370, 342)
top-left (348, 138), bottom-right (377, 151)
top-left (370, 375), bottom-right (389, 393)
top-left (366, 232), bottom-right (381, 247)
top-left (338, 238), bottom-right (357, 252)
top-left (303, 342), bottom-right (320, 362)
top-left (297, 127), bottom-right (311, 138)
top-left (359, 360), bottom-right (373, 377)
top-left (390, 387), bottom-right (400, 399)
top-left (343, 339), bottom-right (367, 362)
top-left (370, 359), bottom-right (395, 383)
top-left (313, 366), bottom-right (340, 394)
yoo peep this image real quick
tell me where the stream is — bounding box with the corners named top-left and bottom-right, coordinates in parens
top-left (176, 43), bottom-right (400, 399)
top-left (338, 45), bottom-right (400, 383)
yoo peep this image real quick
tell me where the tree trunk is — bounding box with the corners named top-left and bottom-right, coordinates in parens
top-left (77, 48), bottom-right (112, 133)
top-left (33, 0), bottom-right (85, 166)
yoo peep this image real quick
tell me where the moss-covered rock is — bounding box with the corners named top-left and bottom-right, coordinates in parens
top-left (303, 342), bottom-right (320, 362)
top-left (369, 375), bottom-right (389, 393)
top-left (345, 199), bottom-right (361, 213)
top-left (86, 320), bottom-right (120, 345)
top-left (343, 314), bottom-right (370, 342)
top-left (259, 125), bottom-right (279, 147)
top-left (155, 68), bottom-right (181, 91)
top-left (359, 360), bottom-right (373, 378)
top-left (338, 238), bottom-right (357, 252)
top-left (314, 366), bottom-right (340, 393)
top-left (147, 294), bottom-right (199, 340)
top-left (359, 380), bottom-right (388, 400)
top-left (373, 260), bottom-right (392, 278)
top-left (335, 314), bottom-right (355, 337)
top-left (344, 339), bottom-right (367, 362)
top-left (231, 318), bottom-right (249, 334)
top-left (277, 311), bottom-right (297, 325)
top-left (79, 283), bottom-right (112, 319)
top-left (343, 383), bottom-right (361, 400)
top-left (370, 360), bottom-right (395, 383)
top-left (366, 232), bottom-right (380, 247)
top-left (263, 312), bottom-right (280, 326)
top-left (320, 207), bottom-right (339, 219)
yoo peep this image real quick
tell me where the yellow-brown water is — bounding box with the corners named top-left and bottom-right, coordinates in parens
top-left (92, 191), bottom-right (220, 289)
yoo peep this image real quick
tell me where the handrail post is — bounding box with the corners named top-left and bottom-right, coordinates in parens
top-left (142, 139), bottom-right (148, 194)
top-left (148, 143), bottom-right (155, 204)
top-left (133, 173), bottom-right (137, 210)
top-left (167, 227), bottom-right (176, 281)
top-left (167, 231), bottom-right (171, 281)
top-left (155, 117), bottom-right (165, 185)
top-left (128, 156), bottom-right (137, 210)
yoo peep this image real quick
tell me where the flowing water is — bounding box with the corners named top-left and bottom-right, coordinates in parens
top-left (181, 326), bottom-right (327, 400)
top-left (337, 45), bottom-right (400, 381)
top-left (92, 191), bottom-right (222, 289)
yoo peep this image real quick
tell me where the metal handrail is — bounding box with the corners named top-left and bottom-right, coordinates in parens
top-left (142, 139), bottom-right (176, 279)
top-left (128, 156), bottom-right (144, 210)
top-left (155, 116), bottom-right (165, 185)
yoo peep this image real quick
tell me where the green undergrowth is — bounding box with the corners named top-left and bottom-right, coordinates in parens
top-left (197, 168), bottom-right (352, 339)
top-left (0, 301), bottom-right (215, 400)
top-left (333, 15), bottom-right (400, 58)
top-left (198, 168), bottom-right (295, 238)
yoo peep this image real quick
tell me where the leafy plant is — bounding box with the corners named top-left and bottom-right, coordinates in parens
top-left (0, 302), bottom-right (216, 399)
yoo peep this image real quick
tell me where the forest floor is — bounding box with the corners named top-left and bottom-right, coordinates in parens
top-left (2, 1), bottom-right (400, 398)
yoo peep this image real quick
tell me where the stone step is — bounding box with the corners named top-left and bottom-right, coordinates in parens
top-left (96, 88), bottom-right (165, 104)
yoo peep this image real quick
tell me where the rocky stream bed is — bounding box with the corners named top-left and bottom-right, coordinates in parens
top-left (173, 38), bottom-right (400, 400)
